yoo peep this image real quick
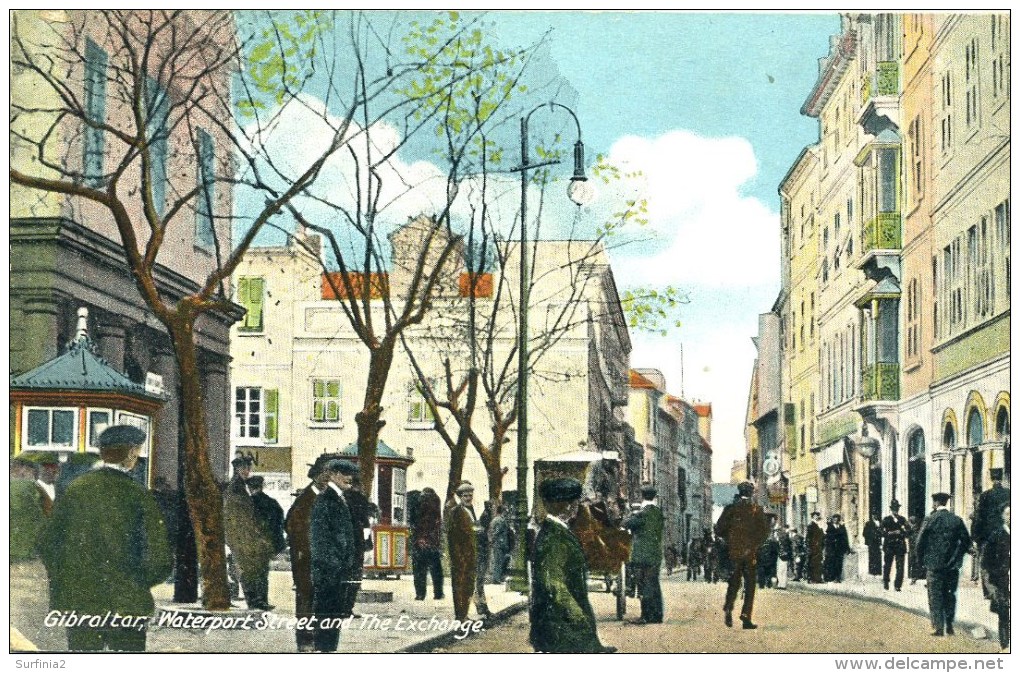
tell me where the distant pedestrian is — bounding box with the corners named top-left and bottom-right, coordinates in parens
top-left (664, 543), bottom-right (679, 576)
top-left (980, 504), bottom-right (1009, 652)
top-left (488, 504), bottom-right (512, 584)
top-left (908, 515), bottom-right (926, 584)
top-left (863, 513), bottom-right (882, 576)
top-left (285, 453), bottom-right (334, 652)
top-left (411, 487), bottom-right (444, 600)
top-left (824, 514), bottom-right (851, 582)
top-left (310, 459), bottom-right (359, 653)
top-left (624, 484), bottom-right (664, 624)
top-left (917, 492), bottom-right (972, 637)
top-left (790, 528), bottom-right (807, 581)
top-left (703, 529), bottom-right (717, 583)
top-left (529, 478), bottom-right (615, 653)
top-left (714, 480), bottom-right (769, 629)
top-left (246, 475), bottom-right (286, 610)
top-left (681, 541), bottom-right (696, 580)
top-left (881, 500), bottom-right (910, 591)
top-left (38, 425), bottom-right (171, 651)
top-left (806, 511), bottom-right (825, 583)
top-left (756, 527), bottom-right (781, 589)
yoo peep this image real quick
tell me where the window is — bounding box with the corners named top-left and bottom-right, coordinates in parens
top-left (237, 277), bottom-right (265, 332)
top-left (87, 409), bottom-right (112, 451)
top-left (940, 72), bottom-right (953, 153)
top-left (906, 278), bottom-right (921, 361)
top-left (972, 218), bottom-right (992, 319)
top-left (115, 411), bottom-right (151, 457)
top-left (878, 148), bottom-right (898, 213)
top-left (809, 293), bottom-right (815, 341)
top-left (145, 76), bottom-right (169, 217)
top-left (823, 226), bottom-right (829, 249)
top-left (834, 212), bottom-right (841, 237)
top-left (235, 386), bottom-right (278, 443)
top-left (965, 38), bottom-right (979, 128)
top-left (25, 407), bottom-right (77, 450)
top-left (908, 117), bottom-right (923, 201)
top-left (995, 200), bottom-right (1010, 308)
top-left (311, 379), bottom-right (342, 424)
top-left (822, 259), bottom-right (829, 284)
top-left (83, 38), bottom-right (108, 187)
top-left (407, 379), bottom-right (436, 425)
top-left (195, 128), bottom-right (215, 249)
top-left (392, 467), bottom-right (407, 525)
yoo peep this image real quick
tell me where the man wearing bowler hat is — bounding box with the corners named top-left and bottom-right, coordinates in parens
top-left (530, 477), bottom-right (615, 653)
top-left (624, 483), bottom-right (664, 624)
top-left (39, 425), bottom-right (172, 651)
top-left (310, 458), bottom-right (359, 652)
top-left (917, 492), bottom-right (971, 636)
top-left (286, 453), bottom-right (335, 652)
top-left (881, 499), bottom-right (910, 591)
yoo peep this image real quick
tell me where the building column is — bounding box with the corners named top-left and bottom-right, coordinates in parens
top-left (17, 294), bottom-right (64, 371)
top-left (98, 317), bottom-right (128, 373)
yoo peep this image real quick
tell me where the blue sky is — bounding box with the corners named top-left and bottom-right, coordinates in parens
top-left (236, 10), bottom-right (841, 481)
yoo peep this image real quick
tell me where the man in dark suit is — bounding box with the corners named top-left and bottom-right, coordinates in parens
top-left (246, 475), bottom-right (286, 610)
top-left (624, 484), bottom-right (664, 624)
top-left (863, 513), bottom-right (882, 576)
top-left (340, 474), bottom-right (375, 619)
top-left (447, 481), bottom-right (486, 619)
top-left (714, 480), bottom-right (770, 629)
top-left (806, 511), bottom-right (825, 583)
top-left (310, 459), bottom-right (359, 652)
top-left (530, 477), bottom-right (615, 653)
top-left (881, 499), bottom-right (910, 591)
top-left (917, 492), bottom-right (972, 637)
top-left (972, 468), bottom-right (1010, 553)
top-left (39, 425), bottom-right (172, 651)
top-left (824, 514), bottom-right (851, 582)
top-left (285, 454), bottom-right (333, 652)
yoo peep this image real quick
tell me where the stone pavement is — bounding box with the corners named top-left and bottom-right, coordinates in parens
top-left (787, 569), bottom-right (999, 640)
top-left (11, 564), bottom-right (526, 653)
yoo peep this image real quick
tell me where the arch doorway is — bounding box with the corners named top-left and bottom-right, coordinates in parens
top-left (907, 429), bottom-right (926, 522)
top-left (943, 422), bottom-right (957, 511)
top-left (967, 407), bottom-right (984, 500)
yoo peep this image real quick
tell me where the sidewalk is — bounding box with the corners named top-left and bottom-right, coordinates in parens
top-left (787, 571), bottom-right (998, 640)
top-left (145, 571), bottom-right (526, 653)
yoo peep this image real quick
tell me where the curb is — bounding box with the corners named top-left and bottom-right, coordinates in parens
top-left (397, 599), bottom-right (529, 653)
top-left (786, 583), bottom-right (996, 639)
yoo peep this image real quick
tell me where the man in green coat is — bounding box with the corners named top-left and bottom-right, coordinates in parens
top-left (624, 484), bottom-right (664, 624)
top-left (530, 477), bottom-right (615, 654)
top-left (38, 425), bottom-right (172, 652)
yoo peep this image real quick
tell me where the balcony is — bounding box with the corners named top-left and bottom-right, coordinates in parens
top-left (861, 362), bottom-right (900, 402)
top-left (858, 61), bottom-right (900, 135)
top-left (861, 61), bottom-right (899, 105)
top-left (863, 212), bottom-right (902, 253)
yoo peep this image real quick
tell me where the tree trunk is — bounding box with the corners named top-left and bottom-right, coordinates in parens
top-left (445, 440), bottom-right (469, 507)
top-left (483, 428), bottom-right (506, 506)
top-left (355, 337), bottom-right (396, 496)
top-left (168, 319), bottom-right (231, 610)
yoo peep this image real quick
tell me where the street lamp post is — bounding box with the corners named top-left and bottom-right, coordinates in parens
top-left (506, 102), bottom-right (593, 594)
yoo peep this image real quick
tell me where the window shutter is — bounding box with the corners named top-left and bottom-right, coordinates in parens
top-left (244, 278), bottom-right (264, 331)
top-left (264, 388), bottom-right (278, 442)
top-left (145, 76), bottom-right (168, 216)
top-left (196, 128), bottom-right (215, 247)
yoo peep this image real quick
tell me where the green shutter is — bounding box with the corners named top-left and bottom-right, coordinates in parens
top-left (264, 388), bottom-right (278, 442)
top-left (241, 277), bottom-right (264, 331)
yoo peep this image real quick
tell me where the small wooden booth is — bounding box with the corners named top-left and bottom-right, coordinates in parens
top-left (10, 308), bottom-right (165, 487)
top-left (338, 439), bottom-right (414, 577)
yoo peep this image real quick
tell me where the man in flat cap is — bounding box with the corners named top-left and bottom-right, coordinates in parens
top-left (224, 453), bottom-right (274, 610)
top-left (917, 492), bottom-right (971, 636)
top-left (310, 459), bottom-right (359, 652)
top-left (39, 425), bottom-right (171, 651)
top-left (714, 480), bottom-right (769, 629)
top-left (881, 499), bottom-right (910, 591)
top-left (286, 453), bottom-right (335, 651)
top-left (623, 484), bottom-right (664, 624)
top-left (447, 480), bottom-right (488, 619)
top-left (246, 475), bottom-right (286, 611)
top-left (530, 477), bottom-right (615, 653)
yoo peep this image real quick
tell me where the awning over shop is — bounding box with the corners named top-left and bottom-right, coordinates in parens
top-left (815, 438), bottom-right (848, 471)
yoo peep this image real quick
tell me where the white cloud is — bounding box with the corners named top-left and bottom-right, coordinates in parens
top-left (602, 130), bottom-right (780, 288)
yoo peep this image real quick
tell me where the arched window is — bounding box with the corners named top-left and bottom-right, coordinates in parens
top-left (967, 407), bottom-right (984, 446)
top-left (943, 422), bottom-right (956, 450)
top-left (907, 429), bottom-right (927, 521)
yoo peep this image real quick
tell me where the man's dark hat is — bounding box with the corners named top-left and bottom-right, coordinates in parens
top-left (737, 480), bottom-right (754, 497)
top-left (231, 454), bottom-right (254, 467)
top-left (990, 468), bottom-right (1004, 481)
top-left (307, 452), bottom-right (341, 479)
top-left (98, 424), bottom-right (147, 449)
top-left (324, 459), bottom-right (359, 476)
top-left (890, 499), bottom-right (901, 509)
top-left (640, 483), bottom-right (658, 499)
top-left (539, 477), bottom-right (583, 503)
top-left (246, 476), bottom-right (265, 489)
top-left (932, 492), bottom-right (951, 505)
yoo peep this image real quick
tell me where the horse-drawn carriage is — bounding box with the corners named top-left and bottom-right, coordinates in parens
top-left (534, 450), bottom-right (632, 620)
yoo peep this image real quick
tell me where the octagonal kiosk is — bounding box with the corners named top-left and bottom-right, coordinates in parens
top-left (338, 439), bottom-right (413, 577)
top-left (10, 308), bottom-right (165, 488)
